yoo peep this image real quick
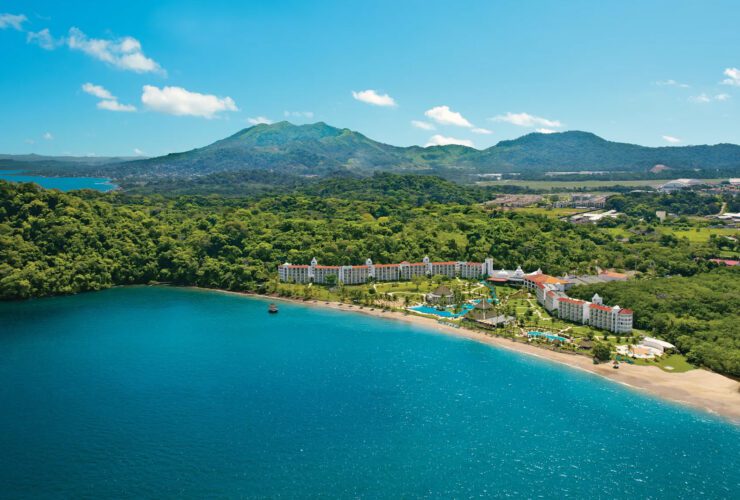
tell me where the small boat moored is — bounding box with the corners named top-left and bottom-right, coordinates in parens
top-left (268, 303), bottom-right (279, 314)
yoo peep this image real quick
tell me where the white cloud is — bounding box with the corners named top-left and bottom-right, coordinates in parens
top-left (27, 29), bottom-right (60, 50)
top-left (67, 27), bottom-right (163, 74)
top-left (97, 100), bottom-right (136, 112)
top-left (82, 82), bottom-right (115, 100)
top-left (491, 112), bottom-right (562, 128)
top-left (655, 79), bottom-right (690, 88)
top-left (247, 116), bottom-right (273, 125)
top-left (0, 13), bottom-right (27, 30)
top-left (25, 138), bottom-right (35, 145)
top-left (82, 83), bottom-right (136, 111)
top-left (424, 105), bottom-right (473, 127)
top-left (689, 92), bottom-right (731, 103)
top-left (141, 85), bottom-right (238, 118)
top-left (689, 93), bottom-right (711, 103)
top-left (425, 134), bottom-right (474, 148)
top-left (351, 89), bottom-right (397, 107)
top-left (662, 135), bottom-right (681, 144)
top-left (536, 128), bottom-right (557, 134)
top-left (284, 111), bottom-right (314, 119)
top-left (43, 132), bottom-right (53, 140)
top-left (133, 148), bottom-right (145, 156)
top-left (411, 120), bottom-right (435, 130)
top-left (471, 127), bottom-right (492, 135)
top-left (721, 68), bottom-right (740, 86)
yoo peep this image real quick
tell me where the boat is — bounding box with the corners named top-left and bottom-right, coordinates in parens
top-left (268, 303), bottom-right (278, 314)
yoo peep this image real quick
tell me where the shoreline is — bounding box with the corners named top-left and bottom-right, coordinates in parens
top-left (196, 287), bottom-right (740, 424)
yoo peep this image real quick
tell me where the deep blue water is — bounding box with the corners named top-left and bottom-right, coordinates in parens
top-left (0, 170), bottom-right (116, 191)
top-left (0, 287), bottom-right (738, 498)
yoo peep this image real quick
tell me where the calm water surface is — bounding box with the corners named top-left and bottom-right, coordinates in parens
top-left (0, 170), bottom-right (116, 191)
top-left (0, 287), bottom-right (738, 498)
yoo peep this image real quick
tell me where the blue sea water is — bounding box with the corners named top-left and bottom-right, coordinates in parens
top-left (0, 170), bottom-right (116, 192)
top-left (0, 287), bottom-right (738, 498)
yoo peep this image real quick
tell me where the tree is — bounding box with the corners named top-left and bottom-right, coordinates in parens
top-left (592, 343), bottom-right (611, 362)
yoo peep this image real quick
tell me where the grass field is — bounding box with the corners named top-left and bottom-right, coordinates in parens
top-left (476, 178), bottom-right (723, 190)
top-left (663, 227), bottom-right (739, 243)
top-left (604, 226), bottom-right (739, 243)
top-left (631, 353), bottom-right (695, 372)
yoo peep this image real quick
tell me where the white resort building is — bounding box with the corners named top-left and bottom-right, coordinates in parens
top-left (278, 258), bottom-right (634, 334)
top-left (279, 256), bottom-right (494, 285)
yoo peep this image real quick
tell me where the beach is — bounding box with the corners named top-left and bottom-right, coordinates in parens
top-left (219, 290), bottom-right (740, 423)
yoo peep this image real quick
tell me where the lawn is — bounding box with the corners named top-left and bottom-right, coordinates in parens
top-left (662, 227), bottom-right (739, 243)
top-left (631, 353), bottom-right (695, 373)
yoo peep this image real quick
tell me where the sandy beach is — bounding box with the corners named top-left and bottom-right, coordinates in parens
top-left (204, 288), bottom-right (740, 424)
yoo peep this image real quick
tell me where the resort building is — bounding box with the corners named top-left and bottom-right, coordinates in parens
top-left (557, 296), bottom-right (590, 324)
top-left (279, 256), bottom-right (495, 284)
top-left (538, 287), bottom-right (633, 334)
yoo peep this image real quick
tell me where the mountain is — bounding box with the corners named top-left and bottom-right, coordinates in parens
top-left (5, 122), bottom-right (740, 184)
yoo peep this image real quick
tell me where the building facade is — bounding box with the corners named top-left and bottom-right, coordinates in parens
top-left (279, 256), bottom-right (495, 284)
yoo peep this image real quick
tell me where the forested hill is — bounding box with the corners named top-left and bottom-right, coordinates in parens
top-left (8, 122), bottom-right (740, 183)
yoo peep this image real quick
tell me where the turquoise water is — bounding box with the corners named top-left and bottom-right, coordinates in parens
top-left (409, 298), bottom-right (494, 318)
top-left (409, 303), bottom-right (474, 317)
top-left (529, 331), bottom-right (569, 342)
top-left (0, 170), bottom-right (116, 191)
top-left (0, 287), bottom-right (738, 497)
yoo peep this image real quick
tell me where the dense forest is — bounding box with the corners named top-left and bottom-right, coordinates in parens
top-left (2, 179), bottom-right (737, 375)
top-left (570, 270), bottom-right (740, 377)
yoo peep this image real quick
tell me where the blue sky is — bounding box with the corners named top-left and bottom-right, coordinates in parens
top-left (1, 0), bottom-right (739, 156)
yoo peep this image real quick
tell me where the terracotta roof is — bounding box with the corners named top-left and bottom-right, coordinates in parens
top-left (599, 270), bottom-right (628, 279)
top-left (406, 262), bottom-right (427, 267)
top-left (460, 262), bottom-right (482, 266)
top-left (432, 261), bottom-right (457, 265)
top-left (558, 297), bottom-right (584, 305)
top-left (487, 277), bottom-right (508, 282)
top-left (348, 265), bottom-right (368, 269)
top-left (374, 264), bottom-right (399, 268)
top-left (710, 258), bottom-right (740, 266)
top-left (618, 309), bottom-right (633, 315)
top-left (526, 274), bottom-right (568, 285)
top-left (589, 303), bottom-right (612, 312)
top-left (286, 265), bottom-right (309, 268)
top-left (315, 265), bottom-right (340, 270)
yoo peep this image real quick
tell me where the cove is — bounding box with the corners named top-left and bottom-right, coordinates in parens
top-left (0, 170), bottom-right (117, 192)
top-left (0, 287), bottom-right (738, 497)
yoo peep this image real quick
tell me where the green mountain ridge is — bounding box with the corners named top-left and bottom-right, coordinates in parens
top-left (4, 122), bottom-right (740, 183)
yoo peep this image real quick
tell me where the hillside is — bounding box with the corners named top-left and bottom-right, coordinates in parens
top-left (4, 122), bottom-right (740, 186)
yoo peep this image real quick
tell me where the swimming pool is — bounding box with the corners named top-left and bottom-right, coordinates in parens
top-left (409, 304), bottom-right (474, 318)
top-left (528, 331), bottom-right (568, 342)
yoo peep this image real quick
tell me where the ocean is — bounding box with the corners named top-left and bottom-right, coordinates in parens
top-left (0, 287), bottom-right (738, 498)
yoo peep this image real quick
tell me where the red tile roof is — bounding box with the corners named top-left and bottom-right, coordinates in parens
top-left (526, 274), bottom-right (569, 285)
top-left (618, 309), bottom-right (633, 315)
top-left (286, 265), bottom-right (309, 268)
top-left (432, 261), bottom-right (457, 265)
top-left (558, 297), bottom-right (584, 304)
top-left (315, 265), bottom-right (340, 270)
top-left (589, 303), bottom-right (612, 312)
top-left (374, 264), bottom-right (399, 268)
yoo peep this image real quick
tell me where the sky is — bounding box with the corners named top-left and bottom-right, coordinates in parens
top-left (1, 0), bottom-right (739, 156)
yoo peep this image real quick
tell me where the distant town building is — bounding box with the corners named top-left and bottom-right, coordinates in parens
top-left (484, 194), bottom-right (543, 208)
top-left (657, 178), bottom-right (704, 193)
top-left (570, 210), bottom-right (622, 224)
